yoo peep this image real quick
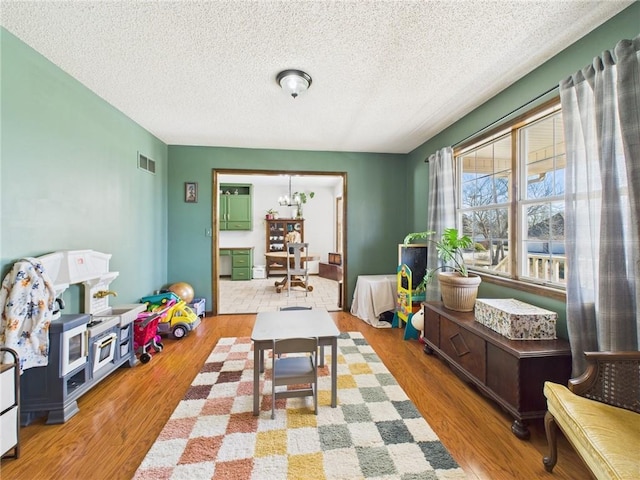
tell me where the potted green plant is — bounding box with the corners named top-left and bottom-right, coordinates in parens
top-left (265, 208), bottom-right (278, 220)
top-left (293, 191), bottom-right (314, 219)
top-left (404, 228), bottom-right (481, 312)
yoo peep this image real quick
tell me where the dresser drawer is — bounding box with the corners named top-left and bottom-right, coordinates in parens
top-left (439, 315), bottom-right (486, 383)
top-left (226, 221), bottom-right (251, 230)
top-left (0, 365), bottom-right (16, 412)
top-left (0, 406), bottom-right (17, 456)
top-left (232, 254), bottom-right (250, 267)
top-left (232, 268), bottom-right (251, 280)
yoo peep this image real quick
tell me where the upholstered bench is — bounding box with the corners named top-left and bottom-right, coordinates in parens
top-left (543, 351), bottom-right (640, 479)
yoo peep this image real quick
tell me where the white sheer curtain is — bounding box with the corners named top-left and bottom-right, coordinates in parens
top-left (560, 36), bottom-right (640, 376)
top-left (425, 146), bottom-right (456, 301)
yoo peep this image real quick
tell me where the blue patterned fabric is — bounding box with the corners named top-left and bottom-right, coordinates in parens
top-left (0, 258), bottom-right (56, 371)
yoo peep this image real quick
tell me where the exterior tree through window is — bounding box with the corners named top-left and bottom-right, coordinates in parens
top-left (455, 101), bottom-right (565, 290)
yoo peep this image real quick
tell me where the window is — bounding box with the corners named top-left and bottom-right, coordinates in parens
top-left (456, 101), bottom-right (566, 291)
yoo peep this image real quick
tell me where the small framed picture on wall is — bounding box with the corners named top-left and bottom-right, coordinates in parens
top-left (185, 182), bottom-right (198, 203)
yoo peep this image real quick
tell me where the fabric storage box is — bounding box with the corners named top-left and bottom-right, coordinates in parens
top-left (252, 265), bottom-right (267, 279)
top-left (119, 323), bottom-right (131, 342)
top-left (189, 298), bottom-right (206, 317)
top-left (474, 298), bottom-right (557, 340)
top-left (120, 339), bottom-right (130, 357)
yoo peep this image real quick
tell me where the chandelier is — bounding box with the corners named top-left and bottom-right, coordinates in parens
top-left (278, 175), bottom-right (300, 206)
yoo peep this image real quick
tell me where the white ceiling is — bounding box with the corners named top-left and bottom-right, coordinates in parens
top-left (1, 1), bottom-right (632, 154)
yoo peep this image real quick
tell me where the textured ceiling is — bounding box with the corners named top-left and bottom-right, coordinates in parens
top-left (0, 1), bottom-right (632, 154)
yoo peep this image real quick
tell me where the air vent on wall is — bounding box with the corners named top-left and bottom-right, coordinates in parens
top-left (138, 153), bottom-right (156, 174)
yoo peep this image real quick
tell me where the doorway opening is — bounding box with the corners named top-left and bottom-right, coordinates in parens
top-left (212, 169), bottom-right (346, 315)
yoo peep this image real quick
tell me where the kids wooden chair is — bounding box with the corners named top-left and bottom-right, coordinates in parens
top-left (271, 337), bottom-right (318, 419)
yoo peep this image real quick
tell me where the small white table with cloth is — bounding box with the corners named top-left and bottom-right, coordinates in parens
top-left (350, 275), bottom-right (397, 328)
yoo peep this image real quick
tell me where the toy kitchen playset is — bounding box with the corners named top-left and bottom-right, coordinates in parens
top-left (19, 250), bottom-right (146, 425)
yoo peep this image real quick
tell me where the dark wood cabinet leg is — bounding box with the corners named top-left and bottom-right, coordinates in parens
top-left (423, 345), bottom-right (434, 355)
top-left (511, 419), bottom-right (531, 440)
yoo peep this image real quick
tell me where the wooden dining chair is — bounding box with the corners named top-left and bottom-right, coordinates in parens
top-left (286, 242), bottom-right (309, 296)
top-left (271, 337), bottom-right (318, 419)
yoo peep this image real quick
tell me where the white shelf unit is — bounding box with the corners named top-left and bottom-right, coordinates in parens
top-left (1, 348), bottom-right (20, 459)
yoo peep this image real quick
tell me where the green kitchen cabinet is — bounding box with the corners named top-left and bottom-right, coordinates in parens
top-left (219, 247), bottom-right (253, 280)
top-left (231, 248), bottom-right (253, 281)
top-left (220, 184), bottom-right (252, 230)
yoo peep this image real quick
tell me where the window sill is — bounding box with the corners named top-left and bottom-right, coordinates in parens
top-left (474, 272), bottom-right (567, 303)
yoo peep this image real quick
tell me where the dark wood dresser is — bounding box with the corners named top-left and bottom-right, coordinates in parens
top-left (422, 301), bottom-right (572, 439)
top-left (319, 262), bottom-right (342, 281)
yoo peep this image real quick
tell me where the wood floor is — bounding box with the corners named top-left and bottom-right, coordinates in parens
top-left (1, 312), bottom-right (591, 480)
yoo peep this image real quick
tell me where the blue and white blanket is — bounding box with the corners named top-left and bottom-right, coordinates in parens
top-left (0, 258), bottom-right (56, 371)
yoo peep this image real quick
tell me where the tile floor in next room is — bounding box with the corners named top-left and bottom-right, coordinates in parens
top-left (218, 274), bottom-right (341, 314)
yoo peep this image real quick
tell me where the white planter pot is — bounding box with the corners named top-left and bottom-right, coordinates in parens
top-left (438, 272), bottom-right (482, 312)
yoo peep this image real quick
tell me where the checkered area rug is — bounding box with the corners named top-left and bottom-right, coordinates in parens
top-left (133, 332), bottom-right (466, 480)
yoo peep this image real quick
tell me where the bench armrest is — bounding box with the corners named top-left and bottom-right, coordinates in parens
top-left (569, 351), bottom-right (640, 413)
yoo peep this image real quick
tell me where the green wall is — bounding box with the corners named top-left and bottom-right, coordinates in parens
top-left (167, 146), bottom-right (408, 309)
top-left (405, 3), bottom-right (640, 337)
top-left (2, 2), bottom-right (637, 327)
top-left (0, 28), bottom-right (168, 310)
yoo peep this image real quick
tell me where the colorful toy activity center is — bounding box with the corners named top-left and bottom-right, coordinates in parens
top-left (391, 243), bottom-right (427, 340)
top-left (392, 263), bottom-right (422, 340)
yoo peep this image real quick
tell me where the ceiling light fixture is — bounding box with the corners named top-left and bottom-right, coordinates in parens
top-left (278, 175), bottom-right (300, 206)
top-left (276, 69), bottom-right (312, 99)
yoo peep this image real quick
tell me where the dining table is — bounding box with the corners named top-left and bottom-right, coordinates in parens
top-left (250, 309), bottom-right (340, 416)
top-left (264, 251), bottom-right (320, 293)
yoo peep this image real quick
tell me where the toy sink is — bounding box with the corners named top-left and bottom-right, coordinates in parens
top-left (93, 304), bottom-right (147, 326)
